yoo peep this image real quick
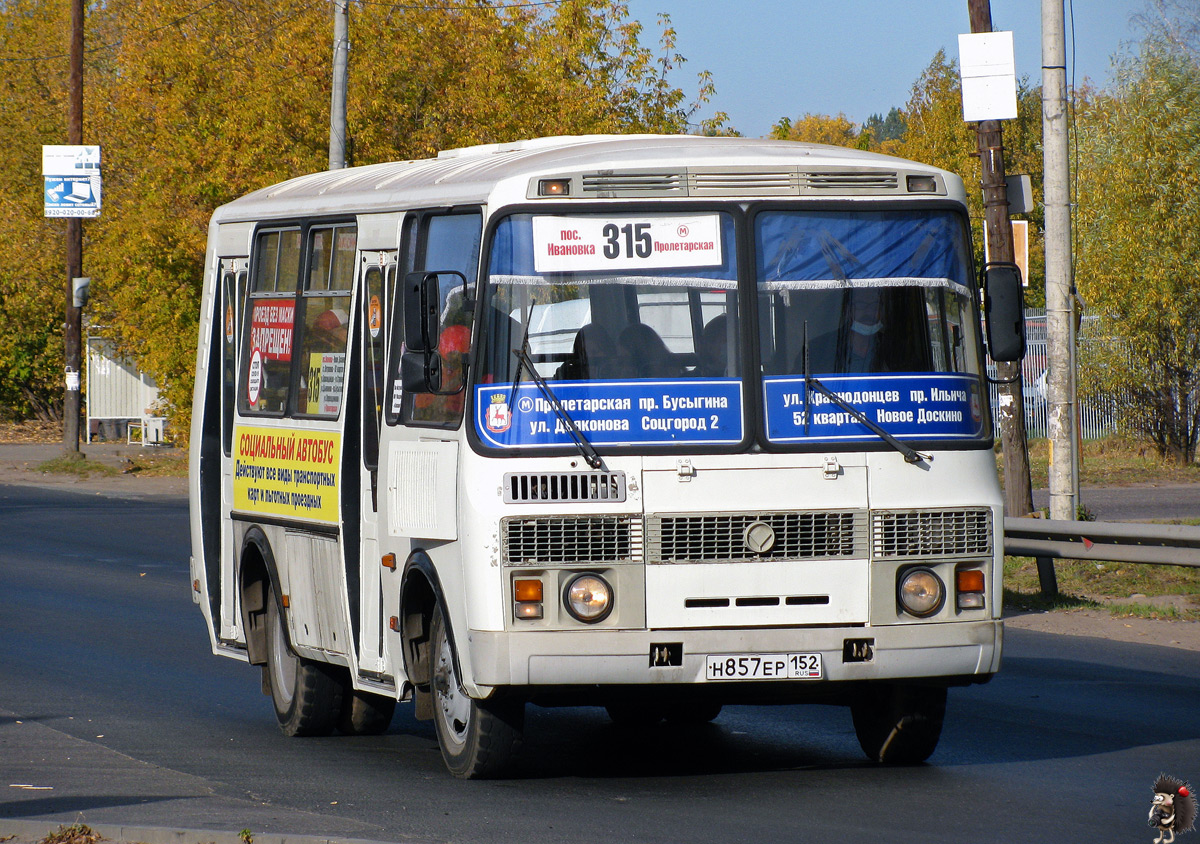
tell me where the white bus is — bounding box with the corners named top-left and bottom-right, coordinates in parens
top-left (189, 135), bottom-right (1025, 778)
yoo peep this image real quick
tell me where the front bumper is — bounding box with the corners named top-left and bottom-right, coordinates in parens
top-left (465, 619), bottom-right (1002, 689)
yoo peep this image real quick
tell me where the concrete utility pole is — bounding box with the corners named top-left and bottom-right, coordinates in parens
top-left (968, 0), bottom-right (1035, 519)
top-left (1042, 0), bottom-right (1078, 520)
top-left (329, 0), bottom-right (349, 170)
top-left (63, 0), bottom-right (84, 456)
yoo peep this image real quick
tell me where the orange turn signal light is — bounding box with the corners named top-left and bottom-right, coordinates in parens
top-left (956, 569), bottom-right (985, 593)
top-left (381, 553), bottom-right (397, 570)
top-left (514, 579), bottom-right (544, 602)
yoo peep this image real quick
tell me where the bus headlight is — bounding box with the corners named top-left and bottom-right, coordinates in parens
top-left (898, 568), bottom-right (944, 618)
top-left (563, 573), bottom-right (613, 623)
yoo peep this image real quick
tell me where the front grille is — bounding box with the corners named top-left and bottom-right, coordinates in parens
top-left (503, 516), bottom-right (641, 566)
top-left (871, 509), bottom-right (993, 558)
top-left (646, 511), bottom-right (864, 563)
top-left (503, 472), bottom-right (625, 504)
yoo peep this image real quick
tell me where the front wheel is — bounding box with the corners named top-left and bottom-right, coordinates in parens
top-left (265, 584), bottom-right (342, 736)
top-left (430, 604), bottom-right (523, 778)
top-left (850, 683), bottom-right (946, 764)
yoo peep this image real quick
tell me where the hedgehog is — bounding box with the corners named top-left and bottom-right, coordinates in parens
top-left (1150, 774), bottom-right (1197, 844)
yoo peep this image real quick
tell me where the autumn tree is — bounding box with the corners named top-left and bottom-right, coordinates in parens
top-left (769, 112), bottom-right (865, 148)
top-left (889, 49), bottom-right (1046, 303)
top-left (1074, 33), bottom-right (1200, 463)
top-left (0, 0), bottom-right (718, 435)
top-left (0, 0), bottom-right (73, 420)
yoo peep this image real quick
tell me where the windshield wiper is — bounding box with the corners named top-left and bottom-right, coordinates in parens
top-left (511, 345), bottom-right (603, 470)
top-left (802, 321), bottom-right (931, 466)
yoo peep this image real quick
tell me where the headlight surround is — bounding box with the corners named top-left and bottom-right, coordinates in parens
top-left (897, 567), bottom-right (945, 618)
top-left (563, 573), bottom-right (614, 623)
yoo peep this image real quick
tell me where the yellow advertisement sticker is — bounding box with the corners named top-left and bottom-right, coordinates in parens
top-left (233, 425), bottom-right (340, 523)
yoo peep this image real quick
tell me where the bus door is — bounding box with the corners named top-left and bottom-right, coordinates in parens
top-left (356, 250), bottom-right (395, 674)
top-left (217, 256), bottom-right (248, 642)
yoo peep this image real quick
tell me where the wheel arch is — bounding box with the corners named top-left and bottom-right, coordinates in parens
top-left (398, 550), bottom-right (451, 693)
top-left (239, 525), bottom-right (282, 666)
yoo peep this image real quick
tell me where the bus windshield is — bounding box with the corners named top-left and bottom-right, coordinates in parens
top-left (755, 208), bottom-right (988, 445)
top-left (474, 207), bottom-right (987, 454)
top-left (475, 211), bottom-right (745, 451)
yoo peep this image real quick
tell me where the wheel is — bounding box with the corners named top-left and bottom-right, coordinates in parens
top-left (265, 585), bottom-right (343, 736)
top-left (666, 701), bottom-right (723, 724)
top-left (605, 701), bottom-right (666, 727)
top-left (430, 604), bottom-right (523, 778)
top-left (337, 688), bottom-right (396, 736)
top-left (850, 683), bottom-right (946, 764)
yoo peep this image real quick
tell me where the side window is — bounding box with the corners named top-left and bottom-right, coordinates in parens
top-left (393, 210), bottom-right (482, 429)
top-left (239, 229), bottom-right (301, 415)
top-left (296, 225), bottom-right (356, 417)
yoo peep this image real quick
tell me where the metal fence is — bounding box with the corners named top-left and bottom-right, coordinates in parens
top-left (987, 308), bottom-right (1119, 441)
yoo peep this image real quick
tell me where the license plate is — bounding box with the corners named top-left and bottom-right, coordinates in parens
top-left (704, 652), bottom-right (823, 681)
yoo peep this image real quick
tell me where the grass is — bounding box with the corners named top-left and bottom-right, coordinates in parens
top-left (1004, 555), bottom-right (1200, 621)
top-left (34, 451), bottom-right (187, 478)
top-left (35, 454), bottom-right (119, 478)
top-left (1004, 435), bottom-right (1200, 488)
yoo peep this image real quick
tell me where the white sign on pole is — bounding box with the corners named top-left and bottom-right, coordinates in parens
top-left (43, 145), bottom-right (102, 218)
top-left (958, 32), bottom-right (1018, 121)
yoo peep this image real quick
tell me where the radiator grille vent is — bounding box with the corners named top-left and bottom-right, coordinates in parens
top-left (691, 171), bottom-right (796, 195)
top-left (871, 509), bottom-right (993, 558)
top-left (581, 172), bottom-right (686, 195)
top-left (503, 516), bottom-right (641, 566)
top-left (646, 511), bottom-right (864, 563)
top-left (802, 170), bottom-right (899, 191)
top-left (503, 472), bottom-right (626, 504)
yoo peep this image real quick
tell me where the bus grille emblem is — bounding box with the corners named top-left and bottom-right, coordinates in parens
top-left (744, 520), bottom-right (776, 554)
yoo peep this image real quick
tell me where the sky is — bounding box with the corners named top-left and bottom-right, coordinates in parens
top-left (628, 0), bottom-right (1151, 138)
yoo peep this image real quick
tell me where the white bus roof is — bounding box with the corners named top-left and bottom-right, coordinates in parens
top-left (209, 134), bottom-right (966, 224)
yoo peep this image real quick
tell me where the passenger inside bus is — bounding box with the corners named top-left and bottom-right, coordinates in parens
top-left (696, 314), bottom-right (729, 377)
top-left (556, 323), bottom-right (616, 380)
top-left (618, 323), bottom-right (678, 378)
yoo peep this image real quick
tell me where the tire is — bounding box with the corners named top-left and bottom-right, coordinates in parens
top-left (337, 688), bottom-right (396, 736)
top-left (666, 701), bottom-right (723, 724)
top-left (851, 683), bottom-right (946, 764)
top-left (265, 585), bottom-right (343, 737)
top-left (605, 702), bottom-right (666, 727)
top-left (430, 604), bottom-right (523, 778)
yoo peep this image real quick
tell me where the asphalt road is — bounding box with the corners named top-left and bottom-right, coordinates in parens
top-left (2, 483), bottom-right (1199, 844)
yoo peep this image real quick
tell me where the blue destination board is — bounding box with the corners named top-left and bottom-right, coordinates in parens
top-left (475, 379), bottom-right (744, 448)
top-left (762, 373), bottom-right (985, 442)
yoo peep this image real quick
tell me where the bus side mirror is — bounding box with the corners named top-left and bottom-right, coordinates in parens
top-left (401, 345), bottom-right (441, 392)
top-left (983, 262), bottom-right (1026, 362)
top-left (400, 270), bottom-right (464, 393)
top-left (402, 270), bottom-right (443, 353)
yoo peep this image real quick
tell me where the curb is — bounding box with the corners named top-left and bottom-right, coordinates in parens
top-left (0, 820), bottom-right (409, 844)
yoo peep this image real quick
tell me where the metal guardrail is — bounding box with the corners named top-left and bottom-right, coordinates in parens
top-left (1003, 516), bottom-right (1200, 596)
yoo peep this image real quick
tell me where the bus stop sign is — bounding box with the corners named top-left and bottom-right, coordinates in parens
top-left (43, 145), bottom-right (102, 218)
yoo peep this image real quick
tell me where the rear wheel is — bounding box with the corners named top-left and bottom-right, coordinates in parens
top-left (337, 688), bottom-right (396, 736)
top-left (265, 585), bottom-right (342, 736)
top-left (851, 684), bottom-right (946, 764)
top-left (430, 604), bottom-right (522, 778)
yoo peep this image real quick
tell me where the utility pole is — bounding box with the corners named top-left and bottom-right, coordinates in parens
top-left (968, 0), bottom-right (1035, 518)
top-left (329, 0), bottom-right (349, 170)
top-left (63, 0), bottom-right (84, 457)
top-left (1042, 0), bottom-right (1078, 520)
